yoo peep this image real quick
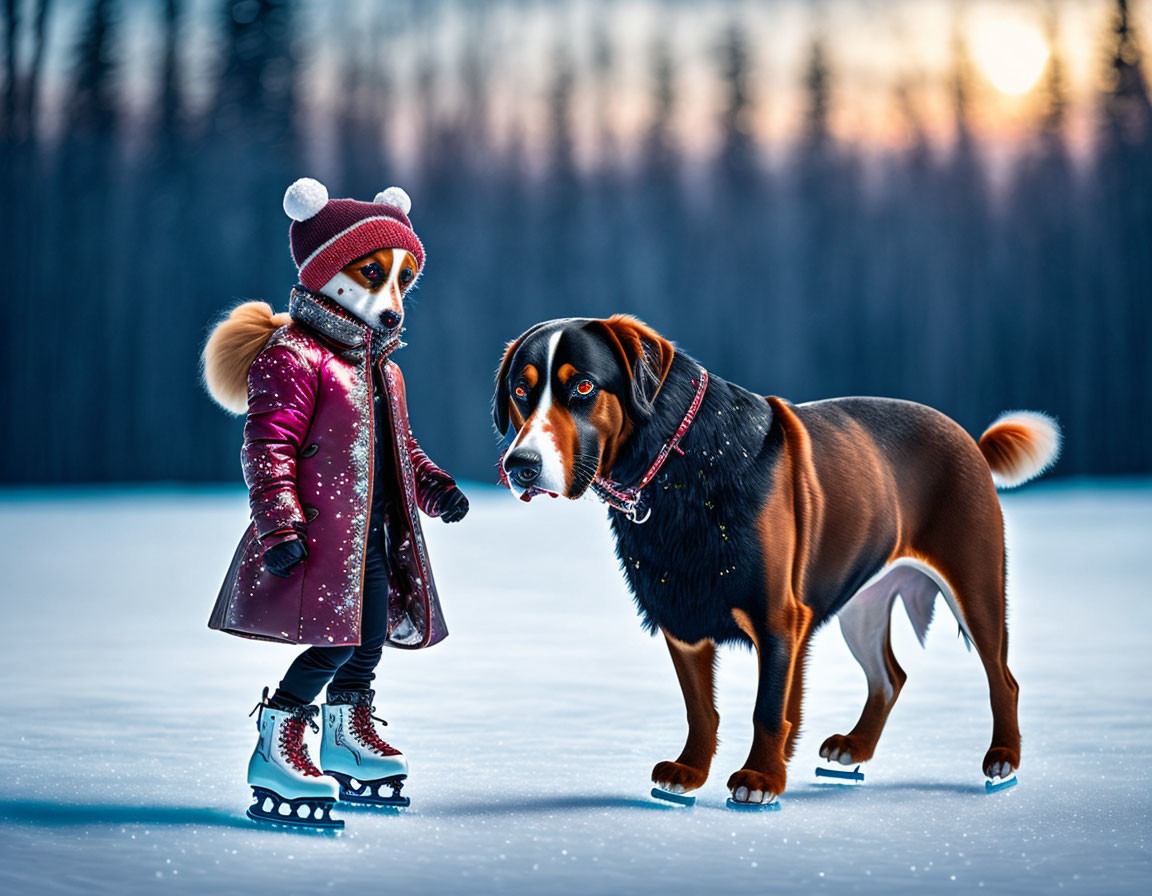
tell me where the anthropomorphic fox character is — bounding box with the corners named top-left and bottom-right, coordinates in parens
top-left (203, 179), bottom-right (467, 828)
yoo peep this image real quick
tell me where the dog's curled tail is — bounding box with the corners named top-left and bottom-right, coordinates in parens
top-left (978, 410), bottom-right (1062, 489)
top-left (202, 301), bottom-right (291, 414)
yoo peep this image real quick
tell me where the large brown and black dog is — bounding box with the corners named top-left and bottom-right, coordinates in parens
top-left (493, 316), bottom-right (1061, 806)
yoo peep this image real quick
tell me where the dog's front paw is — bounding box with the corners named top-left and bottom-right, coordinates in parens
top-left (726, 768), bottom-right (785, 804)
top-left (983, 746), bottom-right (1019, 780)
top-left (819, 734), bottom-right (874, 766)
top-left (652, 760), bottom-right (708, 794)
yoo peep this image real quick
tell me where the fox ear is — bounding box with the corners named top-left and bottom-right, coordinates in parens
top-left (589, 315), bottom-right (675, 420)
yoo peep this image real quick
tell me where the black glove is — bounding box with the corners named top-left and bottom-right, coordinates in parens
top-left (438, 486), bottom-right (469, 523)
top-left (265, 537), bottom-right (308, 578)
top-left (425, 475), bottom-right (469, 523)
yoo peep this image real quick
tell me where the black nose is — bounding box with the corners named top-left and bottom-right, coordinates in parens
top-left (504, 450), bottom-right (542, 487)
top-left (381, 310), bottom-right (401, 329)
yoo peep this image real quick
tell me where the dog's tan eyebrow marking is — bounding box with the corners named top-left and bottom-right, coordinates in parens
top-left (520, 364), bottom-right (539, 388)
top-left (557, 363), bottom-right (578, 385)
top-left (400, 252), bottom-right (418, 283)
top-left (342, 248), bottom-right (395, 292)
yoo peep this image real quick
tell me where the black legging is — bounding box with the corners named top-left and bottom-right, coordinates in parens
top-left (275, 539), bottom-right (390, 704)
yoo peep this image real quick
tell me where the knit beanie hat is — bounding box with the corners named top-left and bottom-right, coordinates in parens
top-left (283, 178), bottom-right (425, 293)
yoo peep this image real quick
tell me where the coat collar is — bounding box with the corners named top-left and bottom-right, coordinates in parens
top-left (289, 286), bottom-right (369, 348)
top-left (289, 285), bottom-right (404, 361)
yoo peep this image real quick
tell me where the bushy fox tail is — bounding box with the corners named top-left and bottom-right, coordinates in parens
top-left (201, 301), bottom-right (291, 414)
top-left (978, 411), bottom-right (1062, 489)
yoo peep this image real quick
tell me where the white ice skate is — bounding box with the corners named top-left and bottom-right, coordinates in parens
top-left (247, 690), bottom-right (343, 830)
top-left (320, 688), bottom-right (410, 808)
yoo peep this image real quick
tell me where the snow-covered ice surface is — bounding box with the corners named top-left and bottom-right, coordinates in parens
top-left (0, 482), bottom-right (1149, 895)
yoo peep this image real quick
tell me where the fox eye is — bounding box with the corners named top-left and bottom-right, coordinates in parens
top-left (359, 262), bottom-right (384, 282)
top-left (399, 267), bottom-right (415, 286)
top-left (573, 379), bottom-right (595, 398)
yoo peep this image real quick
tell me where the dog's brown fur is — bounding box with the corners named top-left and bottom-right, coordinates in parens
top-left (495, 316), bottom-right (1061, 802)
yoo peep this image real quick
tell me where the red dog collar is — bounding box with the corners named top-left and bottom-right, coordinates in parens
top-left (591, 368), bottom-right (709, 523)
top-left (497, 367), bottom-right (709, 522)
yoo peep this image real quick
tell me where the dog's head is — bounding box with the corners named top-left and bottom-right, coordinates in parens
top-left (493, 316), bottom-right (675, 500)
top-left (321, 248), bottom-right (420, 333)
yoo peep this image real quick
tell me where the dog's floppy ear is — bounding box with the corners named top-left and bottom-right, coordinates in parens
top-left (589, 315), bottom-right (675, 421)
top-left (492, 322), bottom-right (550, 436)
top-left (492, 338), bottom-right (520, 436)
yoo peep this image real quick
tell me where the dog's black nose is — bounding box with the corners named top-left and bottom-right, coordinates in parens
top-left (381, 310), bottom-right (402, 330)
top-left (504, 450), bottom-right (542, 487)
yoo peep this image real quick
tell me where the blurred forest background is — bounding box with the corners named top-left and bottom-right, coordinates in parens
top-left (1, 0), bottom-right (1149, 484)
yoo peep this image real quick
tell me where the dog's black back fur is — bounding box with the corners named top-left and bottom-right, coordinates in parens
top-left (608, 350), bottom-right (780, 645)
top-left (608, 354), bottom-right (926, 646)
top-left (497, 322), bottom-right (968, 648)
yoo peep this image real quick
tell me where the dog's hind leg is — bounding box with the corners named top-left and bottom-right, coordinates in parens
top-left (920, 542), bottom-right (1020, 781)
top-left (651, 632), bottom-right (719, 795)
top-left (901, 461), bottom-right (1020, 781)
top-left (818, 570), bottom-right (916, 766)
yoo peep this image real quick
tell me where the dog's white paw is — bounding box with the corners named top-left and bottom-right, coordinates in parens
top-left (820, 743), bottom-right (854, 765)
top-left (988, 760), bottom-right (1015, 780)
top-left (820, 734), bottom-right (876, 767)
top-left (730, 786), bottom-right (776, 804)
top-left (657, 782), bottom-right (687, 794)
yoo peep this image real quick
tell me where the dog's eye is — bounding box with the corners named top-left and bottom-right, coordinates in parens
top-left (360, 262), bottom-right (384, 281)
top-left (514, 384), bottom-right (528, 400)
top-left (399, 268), bottom-right (415, 286)
top-left (573, 379), bottom-right (596, 398)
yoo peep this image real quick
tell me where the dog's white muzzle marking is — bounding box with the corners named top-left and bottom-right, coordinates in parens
top-left (503, 329), bottom-right (567, 498)
top-left (321, 252), bottom-right (408, 328)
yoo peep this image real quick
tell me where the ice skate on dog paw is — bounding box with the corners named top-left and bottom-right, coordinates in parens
top-left (650, 760), bottom-right (706, 806)
top-left (815, 763), bottom-right (865, 784)
top-left (726, 770), bottom-right (783, 811)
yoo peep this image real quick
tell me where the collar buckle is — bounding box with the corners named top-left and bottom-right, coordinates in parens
top-left (590, 367), bottom-right (709, 525)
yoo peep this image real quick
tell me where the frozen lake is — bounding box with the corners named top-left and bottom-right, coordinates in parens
top-left (0, 482), bottom-right (1149, 894)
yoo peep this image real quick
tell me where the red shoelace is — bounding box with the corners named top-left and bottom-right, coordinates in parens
top-left (279, 717), bottom-right (323, 776)
top-left (350, 705), bottom-right (401, 757)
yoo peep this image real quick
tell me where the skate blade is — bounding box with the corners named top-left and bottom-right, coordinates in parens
top-left (248, 787), bottom-right (344, 831)
top-left (651, 786), bottom-right (696, 807)
top-left (815, 764), bottom-right (864, 784)
top-left (985, 775), bottom-right (1018, 795)
top-left (327, 772), bottom-right (410, 809)
top-left (247, 805), bottom-right (344, 831)
top-left (726, 797), bottom-right (782, 812)
top-left (337, 792), bottom-right (411, 809)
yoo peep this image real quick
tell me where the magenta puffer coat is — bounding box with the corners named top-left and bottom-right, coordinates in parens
top-left (208, 289), bottom-right (449, 649)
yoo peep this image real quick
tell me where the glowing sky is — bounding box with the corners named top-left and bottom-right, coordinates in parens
top-left (30, 0), bottom-right (1151, 174)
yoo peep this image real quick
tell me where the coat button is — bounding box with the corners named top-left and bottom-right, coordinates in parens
top-left (304, 505), bottom-right (319, 522)
top-left (301, 443), bottom-right (319, 458)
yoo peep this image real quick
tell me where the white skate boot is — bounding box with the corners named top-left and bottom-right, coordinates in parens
top-left (320, 688), bottom-right (410, 808)
top-left (247, 689), bottom-right (343, 830)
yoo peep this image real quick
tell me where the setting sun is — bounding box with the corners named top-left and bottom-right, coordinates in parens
top-left (971, 13), bottom-right (1051, 95)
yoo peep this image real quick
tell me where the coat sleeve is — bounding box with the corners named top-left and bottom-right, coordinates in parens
top-left (409, 433), bottom-right (452, 517)
top-left (389, 363), bottom-right (452, 517)
top-left (241, 344), bottom-right (317, 541)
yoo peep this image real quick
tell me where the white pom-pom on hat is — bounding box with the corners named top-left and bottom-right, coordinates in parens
top-left (283, 177), bottom-right (329, 222)
top-left (374, 186), bottom-right (412, 216)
